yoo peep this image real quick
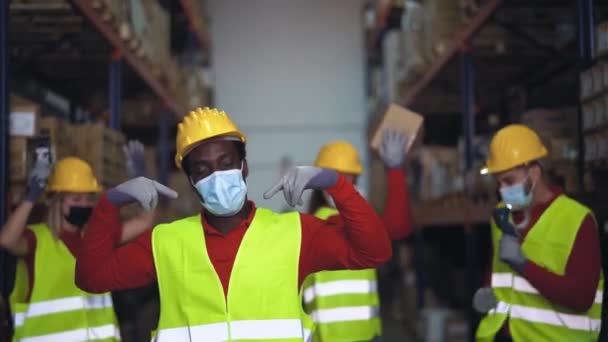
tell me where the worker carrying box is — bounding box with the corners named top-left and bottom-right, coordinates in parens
top-left (474, 124), bottom-right (603, 341)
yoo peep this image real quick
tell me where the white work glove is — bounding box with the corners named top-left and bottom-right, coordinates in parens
top-left (106, 177), bottom-right (178, 211)
top-left (123, 140), bottom-right (147, 178)
top-left (473, 287), bottom-right (498, 313)
top-left (499, 235), bottom-right (527, 273)
top-left (379, 129), bottom-right (408, 168)
top-left (263, 166), bottom-right (338, 207)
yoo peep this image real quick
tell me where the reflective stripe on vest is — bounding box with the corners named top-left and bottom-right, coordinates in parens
top-left (8, 224), bottom-right (118, 341)
top-left (300, 207), bottom-right (381, 341)
top-left (489, 301), bottom-right (601, 332)
top-left (152, 208), bottom-right (311, 341)
top-left (303, 279), bottom-right (377, 304)
top-left (310, 306), bottom-right (379, 324)
top-left (19, 324), bottom-right (120, 342)
top-left (14, 294), bottom-right (113, 327)
top-left (491, 273), bottom-right (604, 304)
top-left (476, 196), bottom-right (603, 341)
top-left (155, 319), bottom-right (306, 341)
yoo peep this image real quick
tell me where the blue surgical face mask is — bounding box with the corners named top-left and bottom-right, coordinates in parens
top-left (193, 166), bottom-right (247, 217)
top-left (499, 177), bottom-right (535, 210)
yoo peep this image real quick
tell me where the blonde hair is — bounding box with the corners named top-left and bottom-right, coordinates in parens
top-left (45, 194), bottom-right (64, 238)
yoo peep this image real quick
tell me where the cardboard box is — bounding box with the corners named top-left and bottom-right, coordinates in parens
top-left (593, 63), bottom-right (606, 95)
top-left (521, 108), bottom-right (577, 139)
top-left (549, 138), bottom-right (578, 161)
top-left (10, 137), bottom-right (29, 182)
top-left (73, 123), bottom-right (127, 187)
top-left (10, 105), bottom-right (40, 137)
top-left (370, 103), bottom-right (424, 153)
top-left (597, 22), bottom-right (608, 57)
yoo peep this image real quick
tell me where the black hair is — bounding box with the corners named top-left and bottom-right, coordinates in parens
top-left (183, 141), bottom-right (246, 175)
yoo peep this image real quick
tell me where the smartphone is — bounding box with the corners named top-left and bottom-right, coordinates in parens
top-left (28, 136), bottom-right (53, 171)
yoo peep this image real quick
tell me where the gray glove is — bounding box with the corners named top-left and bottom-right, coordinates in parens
top-left (106, 177), bottom-right (178, 210)
top-left (493, 207), bottom-right (517, 237)
top-left (263, 166), bottom-right (338, 207)
top-left (123, 140), bottom-right (147, 178)
top-left (473, 287), bottom-right (498, 313)
top-left (499, 235), bottom-right (527, 273)
top-left (25, 159), bottom-right (52, 202)
top-left (379, 129), bottom-right (408, 168)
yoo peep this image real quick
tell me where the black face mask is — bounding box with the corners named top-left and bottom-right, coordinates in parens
top-left (65, 206), bottom-right (93, 229)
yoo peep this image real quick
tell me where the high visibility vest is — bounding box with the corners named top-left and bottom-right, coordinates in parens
top-left (151, 208), bottom-right (313, 341)
top-left (301, 207), bottom-right (381, 342)
top-left (9, 224), bottom-right (119, 342)
top-left (476, 195), bottom-right (604, 342)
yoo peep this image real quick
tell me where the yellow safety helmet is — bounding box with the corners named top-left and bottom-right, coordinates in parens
top-left (314, 140), bottom-right (363, 175)
top-left (47, 157), bottom-right (102, 193)
top-left (175, 107), bottom-right (247, 169)
top-left (483, 124), bottom-right (548, 174)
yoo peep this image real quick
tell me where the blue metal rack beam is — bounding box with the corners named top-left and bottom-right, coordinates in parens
top-left (461, 49), bottom-right (478, 342)
top-left (576, 0), bottom-right (595, 192)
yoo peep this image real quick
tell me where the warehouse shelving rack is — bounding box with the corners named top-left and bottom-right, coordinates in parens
top-left (0, 1), bottom-right (212, 334)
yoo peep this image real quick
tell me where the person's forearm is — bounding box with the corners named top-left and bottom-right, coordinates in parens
top-left (76, 194), bottom-right (127, 292)
top-left (120, 211), bottom-right (155, 244)
top-left (327, 175), bottom-right (392, 267)
top-left (0, 201), bottom-right (34, 255)
top-left (381, 168), bottom-right (413, 240)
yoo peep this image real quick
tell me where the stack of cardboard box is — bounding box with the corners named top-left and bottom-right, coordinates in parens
top-left (74, 123), bottom-right (127, 187)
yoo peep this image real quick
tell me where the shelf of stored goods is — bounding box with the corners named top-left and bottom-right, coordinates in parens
top-left (367, 0), bottom-right (394, 51)
top-left (68, 0), bottom-right (183, 115)
top-left (401, 0), bottom-right (503, 107)
top-left (180, 0), bottom-right (211, 52)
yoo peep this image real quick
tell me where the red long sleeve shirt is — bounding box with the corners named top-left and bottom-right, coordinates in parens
top-left (327, 168), bottom-right (413, 241)
top-left (485, 187), bottom-right (601, 323)
top-left (75, 174), bottom-right (392, 295)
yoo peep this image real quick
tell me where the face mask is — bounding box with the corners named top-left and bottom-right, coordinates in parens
top-left (193, 167), bottom-right (247, 217)
top-left (499, 177), bottom-right (535, 210)
top-left (65, 206), bottom-right (93, 229)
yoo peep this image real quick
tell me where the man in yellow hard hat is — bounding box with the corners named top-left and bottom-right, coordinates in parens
top-left (474, 124), bottom-right (603, 341)
top-left (74, 107), bottom-right (392, 341)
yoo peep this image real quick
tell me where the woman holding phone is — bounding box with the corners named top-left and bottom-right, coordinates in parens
top-left (1, 142), bottom-right (153, 341)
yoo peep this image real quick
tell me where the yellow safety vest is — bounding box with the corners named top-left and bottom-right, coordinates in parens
top-left (476, 195), bottom-right (603, 341)
top-left (9, 224), bottom-right (119, 342)
top-left (151, 208), bottom-right (313, 341)
top-left (301, 207), bottom-right (381, 342)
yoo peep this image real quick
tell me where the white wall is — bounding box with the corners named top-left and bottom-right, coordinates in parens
top-left (209, 0), bottom-right (368, 211)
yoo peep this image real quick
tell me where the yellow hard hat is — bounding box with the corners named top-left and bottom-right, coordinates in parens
top-left (47, 157), bottom-right (102, 193)
top-left (314, 140), bottom-right (362, 175)
top-left (483, 124), bottom-right (548, 174)
top-left (175, 107), bottom-right (247, 168)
